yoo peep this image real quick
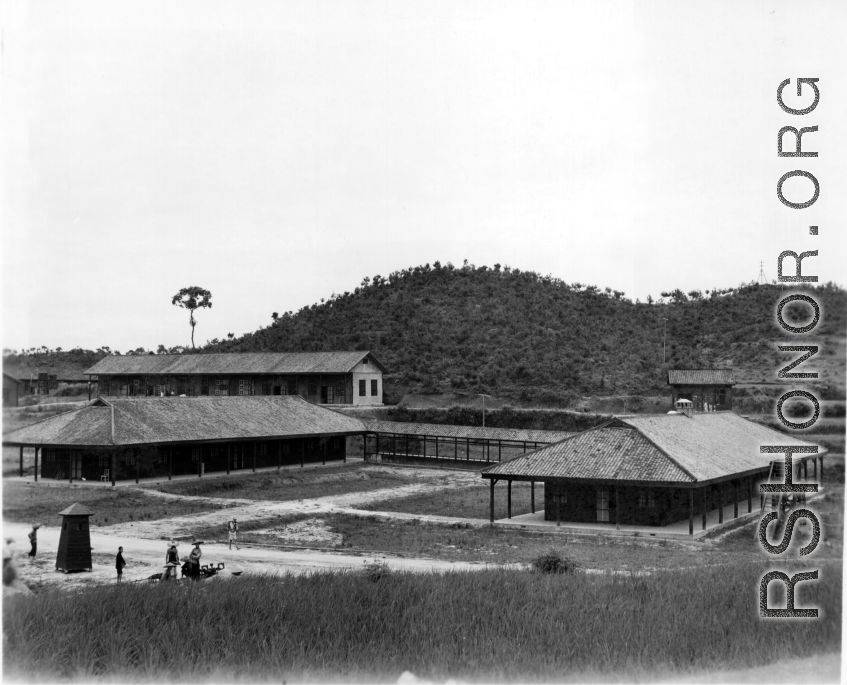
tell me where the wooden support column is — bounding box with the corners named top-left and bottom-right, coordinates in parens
top-left (376, 433), bottom-right (381, 458)
top-left (489, 479), bottom-right (495, 524)
top-left (392, 434), bottom-right (396, 457)
top-left (226, 443), bottom-right (231, 475)
top-left (812, 457), bottom-right (817, 480)
top-left (300, 440), bottom-right (305, 468)
top-left (507, 480), bottom-right (512, 519)
top-left (531, 481), bottom-right (535, 513)
top-left (135, 448), bottom-right (140, 484)
top-left (523, 441), bottom-right (527, 453)
top-left (435, 436), bottom-right (438, 459)
top-left (733, 480), bottom-right (738, 518)
top-left (253, 441), bottom-right (257, 472)
top-left (498, 441), bottom-right (501, 462)
top-left (278, 440), bottom-right (282, 470)
top-left (405, 434), bottom-right (409, 457)
top-left (454, 437), bottom-right (458, 459)
top-left (466, 438), bottom-right (470, 461)
top-left (689, 490), bottom-right (694, 535)
top-left (69, 450), bottom-right (74, 484)
top-left (198, 446), bottom-right (203, 478)
top-left (34, 448), bottom-right (39, 482)
top-left (88, 379), bottom-right (92, 401)
top-left (717, 486), bottom-right (723, 524)
top-left (615, 487), bottom-right (620, 530)
top-left (819, 456), bottom-right (824, 481)
top-left (322, 440), bottom-right (326, 466)
top-left (556, 488), bottom-right (561, 527)
top-left (748, 477), bottom-right (752, 513)
top-left (803, 459), bottom-right (808, 479)
top-left (19, 446), bottom-right (23, 478)
top-left (422, 435), bottom-right (426, 458)
top-left (168, 447), bottom-right (172, 481)
top-left (701, 488), bottom-right (707, 531)
top-left (111, 451), bottom-right (116, 487)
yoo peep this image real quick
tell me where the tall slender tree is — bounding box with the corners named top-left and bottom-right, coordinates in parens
top-left (171, 287), bottom-right (213, 349)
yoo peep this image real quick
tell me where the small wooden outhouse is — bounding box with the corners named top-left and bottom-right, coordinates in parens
top-left (56, 503), bottom-right (93, 572)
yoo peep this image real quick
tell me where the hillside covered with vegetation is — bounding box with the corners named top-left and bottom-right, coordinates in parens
top-left (206, 262), bottom-right (845, 404)
top-left (6, 263), bottom-right (844, 407)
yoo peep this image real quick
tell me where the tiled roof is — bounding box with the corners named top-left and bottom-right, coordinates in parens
top-left (619, 412), bottom-right (819, 481)
top-left (3, 359), bottom-right (91, 382)
top-left (364, 420), bottom-right (573, 444)
top-left (85, 352), bottom-right (386, 376)
top-left (667, 369), bottom-right (735, 385)
top-left (483, 412), bottom-right (822, 484)
top-left (483, 427), bottom-right (693, 483)
top-left (2, 396), bottom-right (366, 447)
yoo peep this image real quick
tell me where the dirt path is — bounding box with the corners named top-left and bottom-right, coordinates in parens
top-left (3, 467), bottom-right (495, 590)
top-left (107, 468), bottom-right (481, 539)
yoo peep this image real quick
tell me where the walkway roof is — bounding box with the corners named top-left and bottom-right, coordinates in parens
top-left (2, 396), bottom-right (367, 448)
top-left (364, 419), bottom-right (574, 444)
top-left (482, 412), bottom-right (823, 485)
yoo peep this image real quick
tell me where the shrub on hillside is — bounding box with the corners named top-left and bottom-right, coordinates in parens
top-left (361, 561), bottom-right (392, 582)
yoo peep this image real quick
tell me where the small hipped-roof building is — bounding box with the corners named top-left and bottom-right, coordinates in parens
top-left (3, 396), bottom-right (367, 484)
top-left (482, 412), bottom-right (823, 536)
top-left (667, 369), bottom-right (735, 411)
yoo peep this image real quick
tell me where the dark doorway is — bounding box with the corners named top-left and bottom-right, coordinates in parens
top-left (321, 386), bottom-right (328, 404)
top-left (273, 385), bottom-right (281, 395)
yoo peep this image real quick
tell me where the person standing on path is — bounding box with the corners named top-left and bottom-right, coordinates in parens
top-left (27, 525), bottom-right (40, 561)
top-left (163, 542), bottom-right (180, 581)
top-left (188, 541), bottom-right (202, 579)
top-left (227, 518), bottom-right (239, 550)
top-left (116, 546), bottom-right (127, 583)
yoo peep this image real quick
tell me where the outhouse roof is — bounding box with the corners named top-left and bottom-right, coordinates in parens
top-left (85, 351), bottom-right (387, 376)
top-left (57, 503), bottom-right (94, 516)
top-left (667, 369), bottom-right (735, 386)
top-left (482, 412), bottom-right (822, 485)
top-left (2, 396), bottom-right (367, 448)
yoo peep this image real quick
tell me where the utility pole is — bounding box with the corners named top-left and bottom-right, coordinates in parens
top-left (477, 393), bottom-right (491, 428)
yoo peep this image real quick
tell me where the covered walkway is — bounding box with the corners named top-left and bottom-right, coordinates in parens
top-left (363, 420), bottom-right (574, 467)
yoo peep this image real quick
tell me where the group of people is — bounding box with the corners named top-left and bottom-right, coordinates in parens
top-left (114, 518), bottom-right (239, 583)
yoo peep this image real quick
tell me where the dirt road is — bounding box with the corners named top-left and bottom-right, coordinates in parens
top-left (3, 467), bottom-right (505, 590)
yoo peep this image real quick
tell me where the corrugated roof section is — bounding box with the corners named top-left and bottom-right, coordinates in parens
top-left (667, 369), bottom-right (735, 385)
top-left (85, 351), bottom-right (385, 376)
top-left (364, 420), bottom-right (574, 444)
top-left (483, 428), bottom-right (694, 483)
top-left (2, 396), bottom-right (366, 447)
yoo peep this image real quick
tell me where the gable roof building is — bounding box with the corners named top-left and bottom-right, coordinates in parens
top-left (85, 351), bottom-right (387, 407)
top-left (667, 368), bottom-right (735, 411)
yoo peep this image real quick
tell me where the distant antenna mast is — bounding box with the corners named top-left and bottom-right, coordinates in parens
top-left (757, 260), bottom-right (768, 285)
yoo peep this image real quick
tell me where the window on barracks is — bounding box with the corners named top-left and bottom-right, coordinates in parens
top-left (359, 380), bottom-right (366, 396)
top-left (258, 444), bottom-right (267, 457)
top-left (262, 380), bottom-right (272, 395)
top-left (238, 378), bottom-right (252, 396)
top-left (371, 379), bottom-right (378, 396)
top-left (307, 379), bottom-right (318, 395)
top-left (638, 491), bottom-right (657, 508)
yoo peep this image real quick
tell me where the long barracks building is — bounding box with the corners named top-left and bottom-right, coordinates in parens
top-left (85, 351), bottom-right (386, 407)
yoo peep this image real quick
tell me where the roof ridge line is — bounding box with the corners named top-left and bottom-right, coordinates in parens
top-left (618, 417), bottom-right (697, 482)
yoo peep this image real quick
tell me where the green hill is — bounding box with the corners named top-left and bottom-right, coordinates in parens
top-left (206, 262), bottom-right (846, 406)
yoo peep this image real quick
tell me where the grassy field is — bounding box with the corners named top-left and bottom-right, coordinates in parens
top-left (4, 561), bottom-right (840, 682)
top-left (2, 481), bottom-right (232, 527)
top-left (150, 463), bottom-right (446, 502)
top-left (358, 479), bottom-right (535, 519)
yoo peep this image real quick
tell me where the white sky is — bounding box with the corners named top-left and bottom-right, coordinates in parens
top-left (2, 0), bottom-right (845, 352)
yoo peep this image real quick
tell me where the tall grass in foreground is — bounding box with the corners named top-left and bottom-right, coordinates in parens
top-left (3, 562), bottom-right (841, 682)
